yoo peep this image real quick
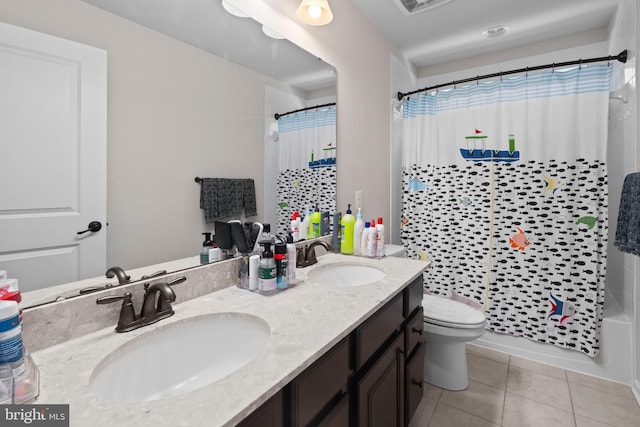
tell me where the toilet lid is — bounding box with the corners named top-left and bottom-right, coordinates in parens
top-left (422, 294), bottom-right (486, 327)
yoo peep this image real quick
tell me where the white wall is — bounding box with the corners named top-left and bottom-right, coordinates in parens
top-left (234, 0), bottom-right (400, 228)
top-left (0, 0), bottom-right (274, 270)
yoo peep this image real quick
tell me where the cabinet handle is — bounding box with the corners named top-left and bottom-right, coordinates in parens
top-left (411, 327), bottom-right (423, 335)
top-left (411, 379), bottom-right (423, 389)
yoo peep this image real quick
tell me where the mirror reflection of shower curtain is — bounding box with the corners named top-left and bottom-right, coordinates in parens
top-left (400, 64), bottom-right (611, 357)
top-left (275, 107), bottom-right (337, 237)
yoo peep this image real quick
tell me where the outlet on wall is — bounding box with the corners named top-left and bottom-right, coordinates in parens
top-left (355, 190), bottom-right (363, 211)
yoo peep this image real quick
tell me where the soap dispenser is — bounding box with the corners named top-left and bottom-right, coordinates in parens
top-left (200, 232), bottom-right (213, 264)
top-left (310, 204), bottom-right (322, 239)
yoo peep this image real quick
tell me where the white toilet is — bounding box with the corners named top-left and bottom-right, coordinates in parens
top-left (422, 294), bottom-right (486, 390)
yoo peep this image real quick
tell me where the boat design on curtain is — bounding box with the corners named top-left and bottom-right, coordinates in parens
top-left (401, 64), bottom-right (611, 356)
top-left (275, 106), bottom-right (337, 237)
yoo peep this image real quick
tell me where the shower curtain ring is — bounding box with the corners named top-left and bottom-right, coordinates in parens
top-left (552, 63), bottom-right (556, 73)
top-left (578, 59), bottom-right (582, 70)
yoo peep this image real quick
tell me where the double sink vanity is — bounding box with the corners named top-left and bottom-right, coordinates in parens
top-left (26, 246), bottom-right (429, 426)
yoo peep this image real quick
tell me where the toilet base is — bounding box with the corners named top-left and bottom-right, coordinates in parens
top-left (424, 339), bottom-right (469, 391)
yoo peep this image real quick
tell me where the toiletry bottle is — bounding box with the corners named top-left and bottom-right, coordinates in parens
top-left (310, 205), bottom-right (322, 239)
top-left (274, 242), bottom-right (289, 290)
top-left (332, 212), bottom-right (341, 252)
top-left (300, 208), bottom-right (311, 241)
top-left (258, 242), bottom-right (277, 292)
top-left (249, 255), bottom-right (260, 290)
top-left (321, 211), bottom-right (330, 236)
top-left (360, 221), bottom-right (370, 256)
top-left (286, 232), bottom-right (297, 282)
top-left (291, 211), bottom-right (301, 242)
top-left (0, 300), bottom-right (24, 375)
top-left (200, 232), bottom-right (213, 264)
top-left (367, 219), bottom-right (378, 257)
top-left (340, 204), bottom-right (356, 254)
top-left (375, 217), bottom-right (386, 257)
top-left (353, 208), bottom-right (365, 256)
top-left (209, 243), bottom-right (221, 263)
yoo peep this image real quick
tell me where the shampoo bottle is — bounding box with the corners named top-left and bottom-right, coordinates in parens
top-left (310, 205), bottom-right (322, 239)
top-left (366, 219), bottom-right (377, 257)
top-left (340, 204), bottom-right (356, 254)
top-left (291, 212), bottom-right (301, 242)
top-left (258, 242), bottom-right (277, 292)
top-left (360, 221), bottom-right (370, 256)
top-left (353, 208), bottom-right (365, 256)
top-left (375, 217), bottom-right (386, 257)
top-left (300, 208), bottom-right (311, 241)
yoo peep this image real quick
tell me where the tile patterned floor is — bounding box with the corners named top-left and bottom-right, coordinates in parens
top-left (409, 345), bottom-right (640, 427)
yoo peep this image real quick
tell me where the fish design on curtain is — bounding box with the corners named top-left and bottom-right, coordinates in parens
top-left (401, 64), bottom-right (611, 356)
top-left (275, 107), bottom-right (337, 237)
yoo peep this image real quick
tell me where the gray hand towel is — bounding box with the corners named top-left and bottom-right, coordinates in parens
top-left (199, 178), bottom-right (257, 223)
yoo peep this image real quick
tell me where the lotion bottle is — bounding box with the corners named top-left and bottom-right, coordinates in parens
top-left (366, 219), bottom-right (377, 257)
top-left (340, 204), bottom-right (356, 254)
top-left (360, 221), bottom-right (370, 256)
top-left (375, 217), bottom-right (386, 257)
top-left (290, 212), bottom-right (301, 242)
top-left (353, 208), bottom-right (365, 256)
top-left (300, 208), bottom-right (311, 241)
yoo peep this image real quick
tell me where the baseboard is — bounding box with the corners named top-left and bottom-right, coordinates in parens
top-left (633, 378), bottom-right (640, 407)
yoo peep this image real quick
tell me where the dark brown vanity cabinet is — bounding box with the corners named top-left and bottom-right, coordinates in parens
top-left (238, 276), bottom-right (426, 427)
top-left (236, 390), bottom-right (284, 427)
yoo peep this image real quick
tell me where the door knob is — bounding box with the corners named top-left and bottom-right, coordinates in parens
top-left (77, 221), bottom-right (102, 235)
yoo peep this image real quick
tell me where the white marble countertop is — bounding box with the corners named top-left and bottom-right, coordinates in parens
top-left (31, 253), bottom-right (428, 427)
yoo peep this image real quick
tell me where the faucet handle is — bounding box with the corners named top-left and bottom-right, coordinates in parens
top-left (140, 270), bottom-right (167, 280)
top-left (96, 292), bottom-right (137, 332)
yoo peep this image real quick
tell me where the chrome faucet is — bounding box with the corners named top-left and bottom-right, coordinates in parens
top-left (96, 276), bottom-right (187, 333)
top-left (105, 266), bottom-right (131, 285)
top-left (297, 240), bottom-right (332, 268)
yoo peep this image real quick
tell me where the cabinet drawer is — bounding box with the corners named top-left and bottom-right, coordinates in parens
top-left (355, 294), bottom-right (403, 369)
top-left (403, 276), bottom-right (423, 317)
top-left (317, 393), bottom-right (349, 427)
top-left (405, 342), bottom-right (425, 425)
top-left (404, 307), bottom-right (424, 357)
top-left (291, 337), bottom-right (350, 427)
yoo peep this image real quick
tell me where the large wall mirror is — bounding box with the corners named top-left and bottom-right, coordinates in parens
top-left (0, 0), bottom-right (336, 307)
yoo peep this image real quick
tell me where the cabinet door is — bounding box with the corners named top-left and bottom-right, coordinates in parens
top-left (317, 394), bottom-right (349, 427)
top-left (405, 342), bottom-right (425, 425)
top-left (357, 332), bottom-right (405, 427)
top-left (237, 391), bottom-right (283, 427)
top-left (288, 337), bottom-right (350, 426)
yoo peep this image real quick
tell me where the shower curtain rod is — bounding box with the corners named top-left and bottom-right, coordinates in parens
top-left (397, 49), bottom-right (628, 101)
top-left (274, 102), bottom-right (336, 120)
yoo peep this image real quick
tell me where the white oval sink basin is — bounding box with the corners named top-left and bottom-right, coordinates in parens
top-left (90, 313), bottom-right (270, 402)
top-left (307, 263), bottom-right (385, 287)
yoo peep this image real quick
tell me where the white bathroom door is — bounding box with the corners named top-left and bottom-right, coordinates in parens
top-left (0, 22), bottom-right (107, 292)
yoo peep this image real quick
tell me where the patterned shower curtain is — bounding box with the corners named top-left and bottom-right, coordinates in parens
top-left (275, 107), bottom-right (337, 237)
top-left (401, 64), bottom-right (611, 356)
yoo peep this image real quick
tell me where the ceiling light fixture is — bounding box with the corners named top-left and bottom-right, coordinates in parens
top-left (296, 0), bottom-right (333, 26)
top-left (221, 0), bottom-right (250, 18)
top-left (482, 25), bottom-right (509, 39)
top-left (262, 25), bottom-right (285, 40)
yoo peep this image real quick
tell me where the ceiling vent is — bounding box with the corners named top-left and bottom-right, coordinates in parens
top-left (393, 0), bottom-right (453, 15)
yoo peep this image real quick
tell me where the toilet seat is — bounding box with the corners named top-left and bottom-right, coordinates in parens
top-left (423, 294), bottom-right (486, 329)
